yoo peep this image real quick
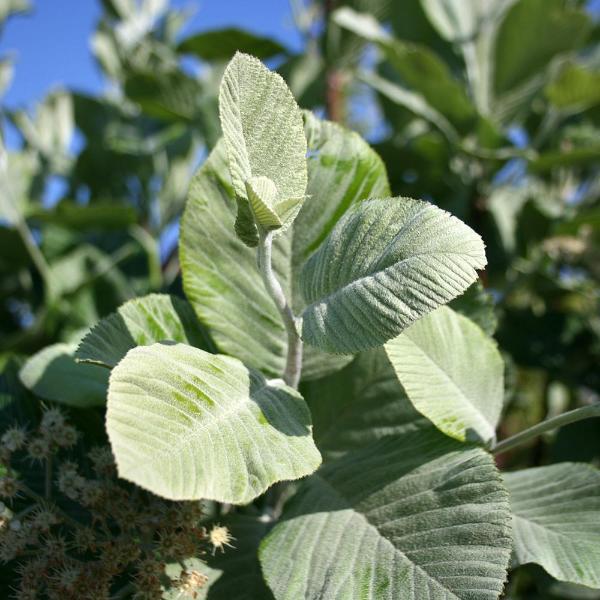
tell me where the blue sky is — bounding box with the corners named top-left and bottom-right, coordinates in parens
top-left (0, 0), bottom-right (303, 109)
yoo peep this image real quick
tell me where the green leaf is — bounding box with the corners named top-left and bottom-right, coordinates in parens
top-left (493, 0), bottom-right (592, 96)
top-left (27, 200), bottom-right (137, 231)
top-left (260, 429), bottom-right (512, 600)
top-left (76, 293), bottom-right (214, 368)
top-left (0, 226), bottom-right (29, 274)
top-left (300, 198), bottom-right (487, 354)
top-left (546, 63), bottom-right (600, 111)
top-left (19, 343), bottom-right (108, 407)
top-left (180, 113), bottom-right (389, 380)
top-left (334, 8), bottom-right (476, 131)
top-left (385, 306), bottom-right (504, 444)
top-left (124, 70), bottom-right (204, 122)
top-left (106, 342), bottom-right (321, 503)
top-left (302, 347), bottom-right (429, 460)
top-left (531, 146), bottom-right (600, 173)
top-left (178, 28), bottom-right (287, 61)
top-left (219, 52), bottom-right (307, 245)
top-left (505, 463), bottom-right (600, 588)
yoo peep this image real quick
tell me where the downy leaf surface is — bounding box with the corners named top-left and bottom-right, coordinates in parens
top-left (301, 198), bottom-right (486, 354)
top-left (260, 429), bottom-right (512, 600)
top-left (505, 463), bottom-right (600, 588)
top-left (180, 114), bottom-right (389, 380)
top-left (106, 342), bottom-right (321, 503)
top-left (219, 52), bottom-right (307, 244)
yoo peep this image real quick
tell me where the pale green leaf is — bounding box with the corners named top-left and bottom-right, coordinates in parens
top-left (178, 28), bottom-right (287, 61)
top-left (301, 198), bottom-right (487, 354)
top-left (302, 348), bottom-right (428, 460)
top-left (76, 293), bottom-right (213, 368)
top-left (246, 175), bottom-right (282, 229)
top-left (505, 463), bottom-right (600, 589)
top-left (219, 52), bottom-right (307, 245)
top-left (106, 342), bottom-right (321, 503)
top-left (180, 113), bottom-right (389, 380)
top-left (546, 63), bottom-right (600, 111)
top-left (260, 429), bottom-right (512, 600)
top-left (245, 175), bottom-right (303, 232)
top-left (20, 343), bottom-right (108, 407)
top-left (385, 306), bottom-right (503, 444)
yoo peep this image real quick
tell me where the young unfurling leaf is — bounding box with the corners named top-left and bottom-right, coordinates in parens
top-left (219, 52), bottom-right (307, 244)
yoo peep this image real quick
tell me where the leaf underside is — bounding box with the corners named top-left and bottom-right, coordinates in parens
top-left (385, 306), bottom-right (504, 444)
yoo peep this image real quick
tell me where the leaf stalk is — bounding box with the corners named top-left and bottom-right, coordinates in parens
top-left (257, 228), bottom-right (303, 389)
top-left (493, 404), bottom-right (600, 455)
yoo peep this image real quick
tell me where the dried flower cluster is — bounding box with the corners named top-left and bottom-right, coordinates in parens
top-left (0, 407), bottom-right (229, 599)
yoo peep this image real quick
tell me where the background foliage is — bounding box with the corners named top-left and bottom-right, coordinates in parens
top-left (1, 0), bottom-right (599, 598)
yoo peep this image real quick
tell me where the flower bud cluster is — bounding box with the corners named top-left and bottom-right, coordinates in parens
top-left (1, 409), bottom-right (221, 599)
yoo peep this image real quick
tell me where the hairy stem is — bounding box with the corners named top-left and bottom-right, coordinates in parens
top-left (257, 229), bottom-right (303, 389)
top-left (493, 404), bottom-right (600, 455)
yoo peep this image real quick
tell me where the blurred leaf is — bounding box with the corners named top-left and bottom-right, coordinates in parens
top-left (531, 146), bottom-right (600, 173)
top-left (0, 226), bottom-right (29, 274)
top-left (0, 0), bottom-right (30, 27)
top-left (360, 70), bottom-right (460, 142)
top-left (493, 0), bottom-right (592, 96)
top-left (420, 0), bottom-right (503, 42)
top-left (19, 343), bottom-right (109, 407)
top-left (546, 63), bottom-right (600, 111)
top-left (28, 200), bottom-right (137, 231)
top-left (448, 281), bottom-right (498, 335)
top-left (178, 28), bottom-right (287, 61)
top-left (124, 69), bottom-right (204, 121)
top-left (0, 56), bottom-right (13, 98)
top-left (334, 8), bottom-right (477, 131)
top-left (10, 91), bottom-right (74, 167)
